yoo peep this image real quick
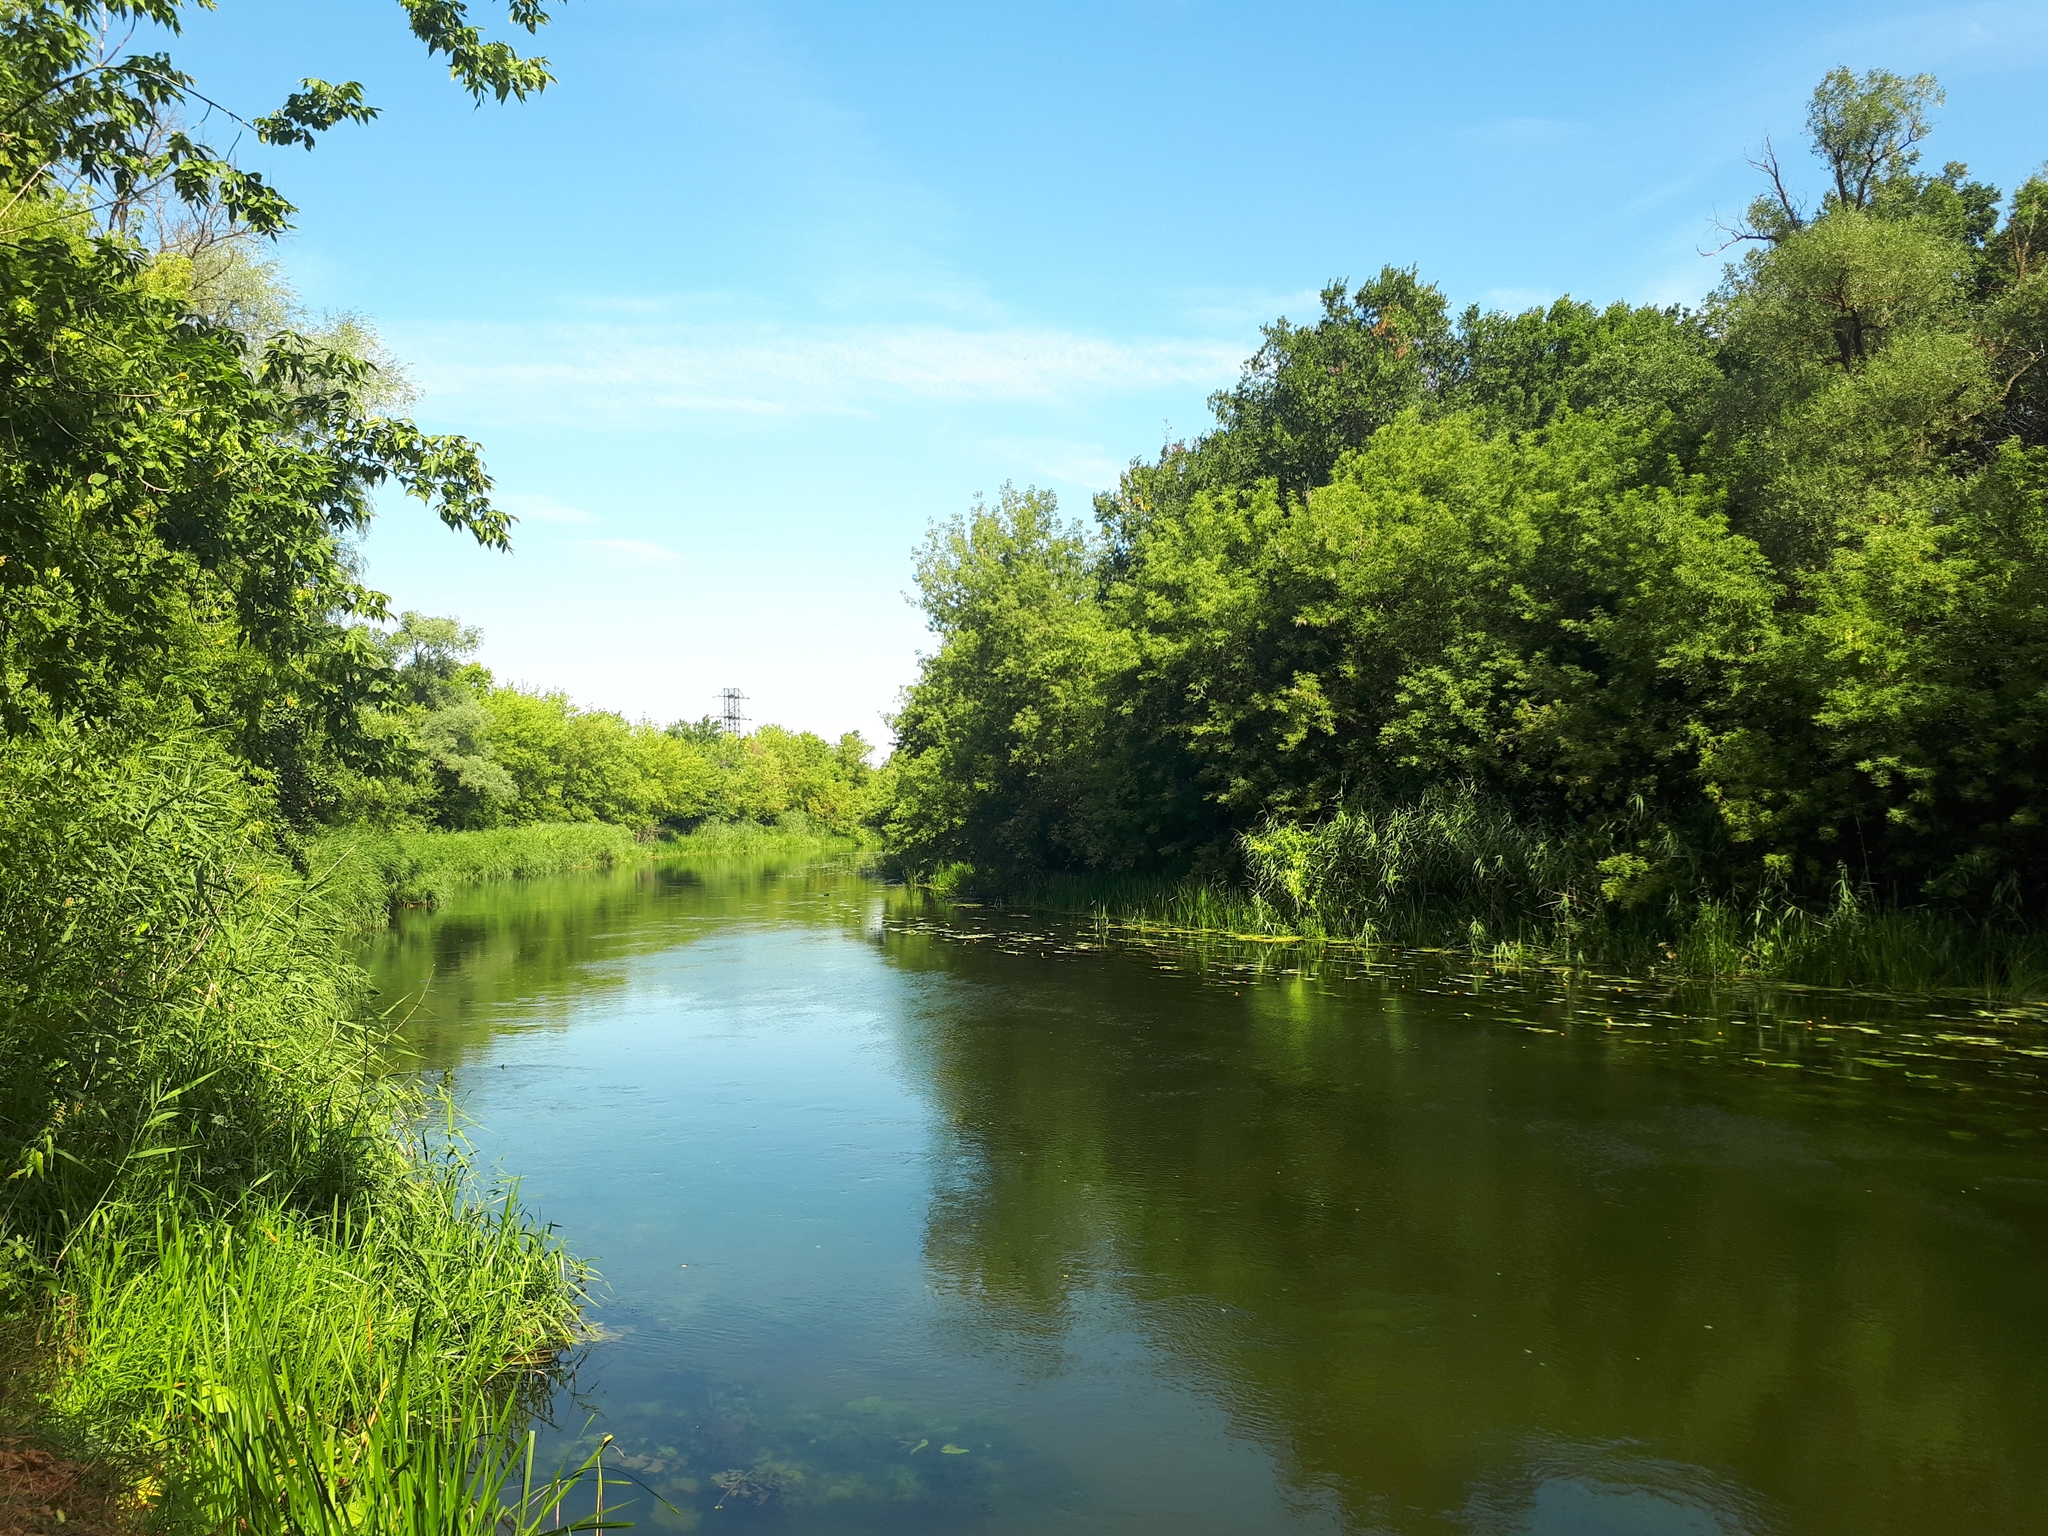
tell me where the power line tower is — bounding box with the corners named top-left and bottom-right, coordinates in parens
top-left (718, 687), bottom-right (748, 737)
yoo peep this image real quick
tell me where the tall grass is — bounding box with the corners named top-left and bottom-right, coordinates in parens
top-left (979, 785), bottom-right (1611, 953)
top-left (959, 783), bottom-right (2048, 999)
top-left (0, 730), bottom-right (390, 1246)
top-left (50, 1179), bottom-right (610, 1534)
top-left (1676, 886), bottom-right (2048, 996)
top-left (976, 867), bottom-right (1270, 934)
top-left (48, 1159), bottom-right (579, 1454)
top-left (177, 1372), bottom-right (609, 1536)
top-left (310, 821), bottom-right (649, 931)
top-left (662, 813), bottom-right (860, 859)
top-left (1240, 786), bottom-right (1598, 950)
top-left (310, 815), bottom-right (863, 933)
top-left (0, 724), bottom-right (593, 1527)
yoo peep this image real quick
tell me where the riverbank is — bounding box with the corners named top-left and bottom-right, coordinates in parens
top-left (0, 744), bottom-right (761, 1529)
top-left (313, 818), bottom-right (864, 932)
top-left (933, 864), bottom-right (2048, 1001)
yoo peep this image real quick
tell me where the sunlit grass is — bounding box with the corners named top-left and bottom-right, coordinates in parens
top-left (38, 1161), bottom-right (604, 1532)
top-left (0, 727), bottom-right (598, 1529)
top-left (662, 813), bottom-right (862, 859)
top-left (312, 816), bottom-right (865, 932)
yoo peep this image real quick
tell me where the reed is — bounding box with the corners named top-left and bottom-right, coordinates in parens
top-left (954, 785), bottom-right (2048, 999)
top-left (662, 813), bottom-right (861, 858)
top-left (175, 1368), bottom-right (620, 1536)
top-left (309, 821), bottom-right (649, 931)
top-left (47, 1158), bottom-right (581, 1451)
top-left (46, 1178), bottom-right (601, 1533)
top-left (1677, 887), bottom-right (2048, 997)
top-left (0, 724), bottom-right (594, 1529)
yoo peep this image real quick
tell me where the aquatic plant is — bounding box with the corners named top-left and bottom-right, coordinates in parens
top-left (950, 783), bottom-right (2048, 997)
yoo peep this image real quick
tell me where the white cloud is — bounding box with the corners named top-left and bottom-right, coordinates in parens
top-left (982, 437), bottom-right (1131, 491)
top-left (498, 492), bottom-right (598, 525)
top-left (1820, 3), bottom-right (2048, 73)
top-left (1170, 283), bottom-right (1322, 331)
top-left (1481, 285), bottom-right (1561, 313)
top-left (576, 537), bottom-right (684, 564)
top-left (397, 316), bottom-right (1243, 429)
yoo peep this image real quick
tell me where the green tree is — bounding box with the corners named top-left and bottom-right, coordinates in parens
top-left (881, 65), bottom-right (2048, 922)
top-left (883, 486), bottom-right (1133, 875)
top-left (0, 1), bottom-right (558, 789)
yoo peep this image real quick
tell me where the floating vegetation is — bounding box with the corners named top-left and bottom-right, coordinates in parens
top-left (867, 887), bottom-right (2048, 1132)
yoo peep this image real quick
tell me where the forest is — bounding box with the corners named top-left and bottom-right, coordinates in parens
top-left (876, 69), bottom-right (2048, 982)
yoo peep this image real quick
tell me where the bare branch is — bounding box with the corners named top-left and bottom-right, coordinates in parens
top-left (1755, 136), bottom-right (1804, 235)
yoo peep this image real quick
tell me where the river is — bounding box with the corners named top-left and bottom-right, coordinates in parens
top-left (358, 852), bottom-right (2048, 1535)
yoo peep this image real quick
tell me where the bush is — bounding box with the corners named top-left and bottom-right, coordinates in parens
top-left (0, 725), bottom-right (587, 1520)
top-left (0, 727), bottom-right (389, 1245)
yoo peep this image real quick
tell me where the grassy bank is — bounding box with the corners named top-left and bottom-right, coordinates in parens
top-left (0, 728), bottom-right (606, 1530)
top-left (311, 816), bottom-right (863, 932)
top-left (661, 814), bottom-right (861, 860)
top-left (934, 788), bottom-right (2048, 1000)
top-left (310, 821), bottom-right (648, 930)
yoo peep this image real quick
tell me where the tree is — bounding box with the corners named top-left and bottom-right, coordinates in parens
top-left (0, 2), bottom-right (557, 243)
top-left (882, 67), bottom-right (2048, 918)
top-left (883, 486), bottom-right (1133, 875)
top-left (0, 3), bottom-right (559, 780)
top-left (1741, 68), bottom-right (1954, 243)
top-left (1096, 269), bottom-right (1454, 554)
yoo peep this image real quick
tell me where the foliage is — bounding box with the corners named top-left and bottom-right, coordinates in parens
top-left (881, 485), bottom-right (1132, 874)
top-left (0, 1), bottom-right (555, 242)
top-left (334, 611), bottom-right (880, 836)
top-left (0, 11), bottom-right (602, 1523)
top-left (0, 206), bottom-right (502, 768)
top-left (0, 0), bottom-right (563, 834)
top-left (880, 69), bottom-right (2048, 974)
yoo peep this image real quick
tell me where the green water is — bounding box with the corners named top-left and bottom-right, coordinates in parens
top-left (360, 856), bottom-right (2048, 1535)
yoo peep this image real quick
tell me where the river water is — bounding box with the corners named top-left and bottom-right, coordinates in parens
top-left (359, 853), bottom-right (2048, 1535)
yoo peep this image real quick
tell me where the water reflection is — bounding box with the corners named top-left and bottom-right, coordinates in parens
top-left (359, 860), bottom-right (2048, 1534)
top-left (1461, 1441), bottom-right (1763, 1535)
top-left (362, 857), bottom-right (874, 1058)
top-left (885, 912), bottom-right (2048, 1534)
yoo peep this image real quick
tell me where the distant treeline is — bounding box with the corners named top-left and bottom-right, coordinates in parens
top-left (876, 70), bottom-right (2048, 962)
top-left (336, 613), bottom-right (876, 837)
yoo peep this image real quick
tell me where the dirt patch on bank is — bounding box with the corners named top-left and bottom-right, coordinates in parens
top-left (0, 1440), bottom-right (133, 1535)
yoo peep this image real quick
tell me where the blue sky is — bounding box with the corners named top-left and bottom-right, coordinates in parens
top-left (175, 1), bottom-right (2048, 743)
